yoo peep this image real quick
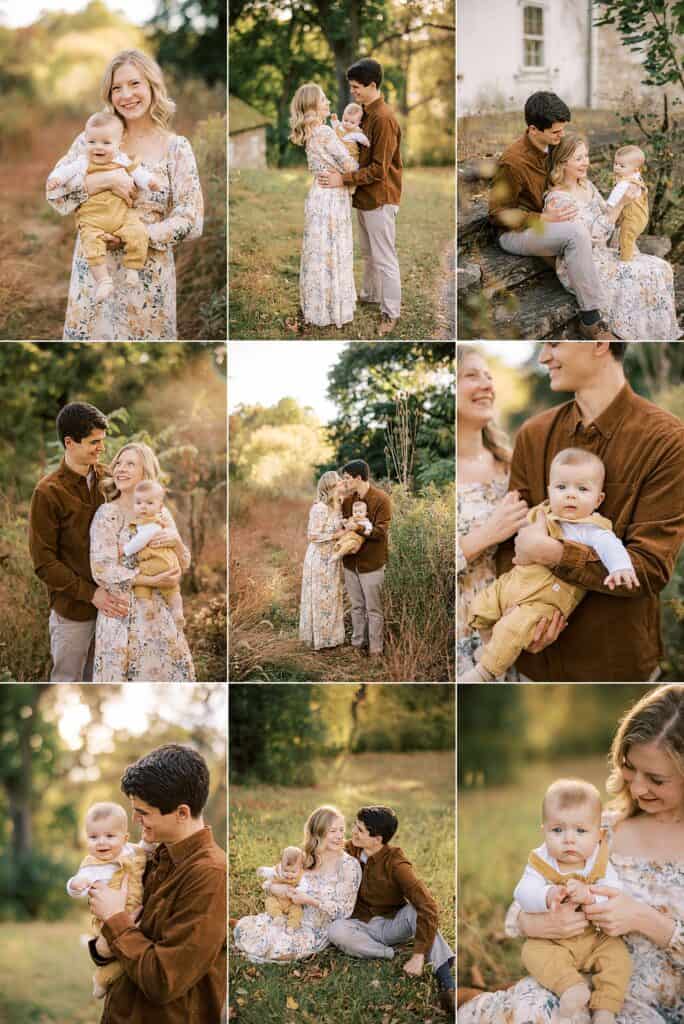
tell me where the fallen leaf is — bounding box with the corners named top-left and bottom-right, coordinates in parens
top-left (286, 996), bottom-right (299, 1010)
top-left (471, 964), bottom-right (485, 989)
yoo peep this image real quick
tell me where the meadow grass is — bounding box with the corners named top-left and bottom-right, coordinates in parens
top-left (229, 750), bottom-right (455, 1023)
top-left (228, 167), bottom-right (455, 341)
top-left (458, 754), bottom-right (609, 991)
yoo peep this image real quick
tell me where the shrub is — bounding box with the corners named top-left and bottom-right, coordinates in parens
top-left (0, 502), bottom-right (50, 682)
top-left (186, 594), bottom-right (227, 682)
top-left (0, 850), bottom-right (73, 921)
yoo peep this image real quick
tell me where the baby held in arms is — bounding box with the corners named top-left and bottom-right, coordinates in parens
top-left (258, 845), bottom-right (321, 930)
top-left (331, 500), bottom-right (373, 561)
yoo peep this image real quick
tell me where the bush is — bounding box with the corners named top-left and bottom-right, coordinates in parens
top-left (0, 850), bottom-right (73, 921)
top-left (186, 594), bottom-right (227, 682)
top-left (0, 503), bottom-right (50, 682)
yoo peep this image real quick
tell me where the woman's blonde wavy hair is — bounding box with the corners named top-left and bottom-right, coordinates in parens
top-left (303, 805), bottom-right (343, 869)
top-left (547, 133), bottom-right (589, 190)
top-left (101, 50), bottom-right (176, 132)
top-left (316, 470), bottom-right (340, 507)
top-left (606, 684), bottom-right (684, 821)
top-left (100, 442), bottom-right (162, 501)
top-left (289, 83), bottom-right (325, 147)
top-left (457, 345), bottom-right (512, 465)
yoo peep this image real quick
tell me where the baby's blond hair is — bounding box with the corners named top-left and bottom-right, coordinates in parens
top-left (550, 447), bottom-right (606, 488)
top-left (85, 801), bottom-right (128, 831)
top-left (281, 845), bottom-right (304, 867)
top-left (615, 144), bottom-right (645, 169)
top-left (542, 778), bottom-right (602, 823)
top-left (86, 111), bottom-right (123, 134)
top-left (135, 479), bottom-right (165, 499)
top-left (343, 102), bottom-right (363, 120)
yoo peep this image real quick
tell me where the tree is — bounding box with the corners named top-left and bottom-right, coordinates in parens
top-left (151, 0), bottom-right (227, 85)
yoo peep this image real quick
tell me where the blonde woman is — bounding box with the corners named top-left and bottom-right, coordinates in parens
top-left (545, 135), bottom-right (681, 340)
top-left (290, 83), bottom-right (358, 329)
top-left (299, 469), bottom-right (347, 650)
top-left (46, 49), bottom-right (203, 340)
top-left (234, 805), bottom-right (362, 963)
top-left (459, 684), bottom-right (684, 1022)
top-left (89, 441), bottom-right (195, 682)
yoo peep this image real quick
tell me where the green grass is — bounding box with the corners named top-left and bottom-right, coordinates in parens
top-left (458, 754), bottom-right (609, 990)
top-left (229, 751), bottom-right (455, 1023)
top-left (0, 917), bottom-right (102, 1023)
top-left (229, 167), bottom-right (454, 340)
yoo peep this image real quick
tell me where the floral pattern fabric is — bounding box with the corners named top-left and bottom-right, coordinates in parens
top-left (457, 478), bottom-right (510, 677)
top-left (233, 852), bottom-right (362, 964)
top-left (46, 133), bottom-right (203, 340)
top-left (300, 125), bottom-right (358, 328)
top-left (546, 183), bottom-right (681, 341)
top-left (299, 501), bottom-right (345, 650)
top-left (90, 501), bottom-right (195, 682)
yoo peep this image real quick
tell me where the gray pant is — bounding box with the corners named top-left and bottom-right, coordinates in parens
top-left (49, 610), bottom-right (95, 682)
top-left (357, 206), bottom-right (401, 318)
top-left (499, 220), bottom-right (605, 311)
top-left (344, 566), bottom-right (385, 654)
top-left (328, 903), bottom-right (454, 971)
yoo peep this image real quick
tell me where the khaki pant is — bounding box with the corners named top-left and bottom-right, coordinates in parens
top-left (76, 192), bottom-right (148, 269)
top-left (344, 566), bottom-right (385, 654)
top-left (357, 206), bottom-right (401, 318)
top-left (49, 610), bottom-right (95, 682)
top-left (522, 931), bottom-right (632, 1014)
top-left (328, 903), bottom-right (454, 971)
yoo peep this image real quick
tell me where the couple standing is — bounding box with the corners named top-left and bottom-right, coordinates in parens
top-left (489, 91), bottom-right (681, 340)
top-left (299, 460), bottom-right (391, 657)
top-left (290, 57), bottom-right (402, 335)
top-left (28, 401), bottom-right (195, 682)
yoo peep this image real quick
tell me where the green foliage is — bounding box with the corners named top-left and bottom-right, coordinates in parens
top-left (151, 0), bottom-right (226, 86)
top-left (351, 684), bottom-right (454, 752)
top-left (0, 509), bottom-right (51, 682)
top-left (0, 851), bottom-right (73, 922)
top-left (593, 0), bottom-right (684, 90)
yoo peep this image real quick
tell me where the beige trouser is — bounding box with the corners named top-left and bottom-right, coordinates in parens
top-left (522, 931), bottom-right (632, 1014)
top-left (357, 206), bottom-right (401, 318)
top-left (76, 193), bottom-right (148, 269)
top-left (48, 610), bottom-right (95, 682)
top-left (499, 220), bottom-right (605, 311)
top-left (344, 566), bottom-right (385, 654)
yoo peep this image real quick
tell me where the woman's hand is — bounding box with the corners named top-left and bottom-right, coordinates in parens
top-left (584, 886), bottom-right (642, 936)
top-left (541, 204), bottom-right (575, 223)
top-left (135, 567), bottom-right (182, 588)
top-left (519, 902), bottom-right (588, 940)
top-left (486, 491), bottom-right (529, 545)
top-left (290, 892), bottom-right (320, 907)
top-left (148, 528), bottom-right (180, 548)
top-left (102, 233), bottom-right (123, 250)
top-left (86, 168), bottom-right (136, 205)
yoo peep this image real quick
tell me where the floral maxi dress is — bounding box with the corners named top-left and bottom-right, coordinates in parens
top-left (299, 501), bottom-right (345, 650)
top-left (300, 125), bottom-right (359, 328)
top-left (46, 133), bottom-right (203, 340)
top-left (90, 502), bottom-right (196, 682)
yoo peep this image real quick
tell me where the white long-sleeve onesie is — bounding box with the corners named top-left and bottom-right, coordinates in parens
top-left (558, 520), bottom-right (634, 574)
top-left (48, 152), bottom-right (157, 192)
top-left (514, 841), bottom-right (622, 913)
top-left (123, 520), bottom-right (163, 558)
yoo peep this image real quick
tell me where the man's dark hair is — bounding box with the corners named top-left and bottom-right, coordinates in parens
top-left (609, 342), bottom-right (628, 362)
top-left (121, 744), bottom-right (209, 817)
top-left (341, 459), bottom-right (370, 481)
top-left (357, 805), bottom-right (398, 844)
top-left (56, 402), bottom-right (108, 447)
top-left (347, 58), bottom-right (382, 88)
top-left (524, 92), bottom-right (571, 131)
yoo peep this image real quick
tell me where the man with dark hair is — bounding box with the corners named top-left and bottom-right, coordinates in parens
top-left (328, 805), bottom-right (455, 1014)
top-left (28, 402), bottom-right (128, 682)
top-left (496, 341), bottom-right (684, 681)
top-left (340, 460), bottom-right (392, 655)
top-left (88, 744), bottom-right (226, 1023)
top-left (488, 91), bottom-right (617, 339)
top-left (317, 57), bottom-right (403, 337)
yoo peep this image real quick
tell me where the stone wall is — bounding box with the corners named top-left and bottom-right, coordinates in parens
top-left (229, 128), bottom-right (267, 170)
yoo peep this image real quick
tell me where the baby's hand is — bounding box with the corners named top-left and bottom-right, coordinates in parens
top-left (604, 567), bottom-right (639, 591)
top-left (331, 113), bottom-right (339, 126)
top-left (146, 177), bottom-right (163, 191)
top-left (546, 884), bottom-right (568, 911)
top-left (95, 934), bottom-right (112, 958)
top-left (565, 878), bottom-right (591, 905)
top-left (70, 877), bottom-right (90, 894)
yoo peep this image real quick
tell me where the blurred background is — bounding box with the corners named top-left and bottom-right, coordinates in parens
top-left (229, 682), bottom-right (455, 1024)
top-left (0, 681), bottom-right (226, 1024)
top-left (0, 0), bottom-right (226, 340)
top-left (229, 341), bottom-right (455, 682)
top-left (0, 341), bottom-right (227, 682)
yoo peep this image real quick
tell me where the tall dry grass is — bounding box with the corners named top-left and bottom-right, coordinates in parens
top-left (0, 498), bottom-right (51, 681)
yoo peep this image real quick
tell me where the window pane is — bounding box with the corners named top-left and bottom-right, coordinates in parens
top-left (524, 38), bottom-right (544, 66)
top-left (524, 6), bottom-right (543, 36)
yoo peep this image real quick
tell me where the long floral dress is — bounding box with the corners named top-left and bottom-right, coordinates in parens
top-left (546, 183), bottom-right (681, 341)
top-left (300, 124), bottom-right (358, 328)
top-left (457, 478), bottom-right (509, 678)
top-left (459, 822), bottom-right (684, 1023)
top-left (234, 852), bottom-right (362, 964)
top-left (90, 502), bottom-right (195, 682)
top-left (299, 500), bottom-right (345, 650)
top-left (46, 133), bottom-right (203, 340)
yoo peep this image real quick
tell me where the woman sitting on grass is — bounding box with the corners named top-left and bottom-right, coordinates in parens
top-left (233, 805), bottom-right (361, 963)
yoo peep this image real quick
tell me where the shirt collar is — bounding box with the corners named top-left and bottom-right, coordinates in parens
top-left (57, 457), bottom-right (105, 485)
top-left (157, 826), bottom-right (214, 867)
top-left (567, 382), bottom-right (633, 441)
top-left (523, 130), bottom-right (548, 160)
top-left (364, 95), bottom-right (383, 113)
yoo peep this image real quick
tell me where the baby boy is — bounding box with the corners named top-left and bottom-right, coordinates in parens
top-left (514, 778), bottom-right (632, 1024)
top-left (66, 801), bottom-right (149, 998)
top-left (123, 480), bottom-right (184, 628)
top-left (606, 145), bottom-right (648, 261)
top-left (259, 846), bottom-right (306, 931)
top-left (463, 448), bottom-right (638, 681)
top-left (332, 500), bottom-right (373, 561)
top-left (331, 103), bottom-right (370, 162)
top-left (47, 112), bottom-right (162, 301)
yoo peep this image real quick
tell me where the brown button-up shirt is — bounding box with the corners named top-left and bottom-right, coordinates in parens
top-left (100, 827), bottom-right (227, 1024)
top-left (488, 131), bottom-right (551, 232)
top-left (342, 483), bottom-right (392, 573)
top-left (342, 95), bottom-right (402, 210)
top-left (345, 841), bottom-right (439, 956)
top-left (28, 458), bottom-right (106, 621)
top-left (497, 384), bottom-right (684, 681)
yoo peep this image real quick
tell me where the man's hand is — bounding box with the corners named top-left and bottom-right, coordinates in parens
top-left (317, 171), bottom-right (344, 188)
top-left (403, 952), bottom-right (425, 976)
top-left (92, 587), bottom-right (129, 618)
top-left (513, 523), bottom-right (563, 567)
top-left (523, 609), bottom-right (567, 654)
top-left (89, 877), bottom-right (128, 921)
top-left (604, 567), bottom-right (639, 591)
top-left (546, 884), bottom-right (568, 911)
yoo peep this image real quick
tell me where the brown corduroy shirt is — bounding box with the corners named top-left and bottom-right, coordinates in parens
top-left (345, 841), bottom-right (439, 956)
top-left (98, 827), bottom-right (227, 1024)
top-left (496, 384), bottom-right (684, 682)
top-left (342, 483), bottom-right (391, 573)
top-left (341, 95), bottom-right (402, 210)
top-left (488, 131), bottom-right (551, 232)
top-left (28, 458), bottom-right (106, 621)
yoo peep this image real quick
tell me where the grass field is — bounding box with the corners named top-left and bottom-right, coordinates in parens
top-left (228, 167), bottom-right (455, 341)
top-left (458, 754), bottom-right (609, 991)
top-left (229, 750), bottom-right (455, 1024)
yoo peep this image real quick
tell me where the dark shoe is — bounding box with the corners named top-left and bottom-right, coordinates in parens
top-left (438, 987), bottom-right (456, 1016)
top-left (577, 318), bottom-right (616, 340)
top-left (359, 296), bottom-right (380, 305)
top-left (377, 313), bottom-right (399, 336)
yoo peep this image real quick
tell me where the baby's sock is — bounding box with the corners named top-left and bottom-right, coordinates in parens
top-left (592, 1012), bottom-right (616, 1024)
top-left (94, 277), bottom-right (113, 302)
top-left (125, 268), bottom-right (140, 287)
top-left (559, 983), bottom-right (591, 1022)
